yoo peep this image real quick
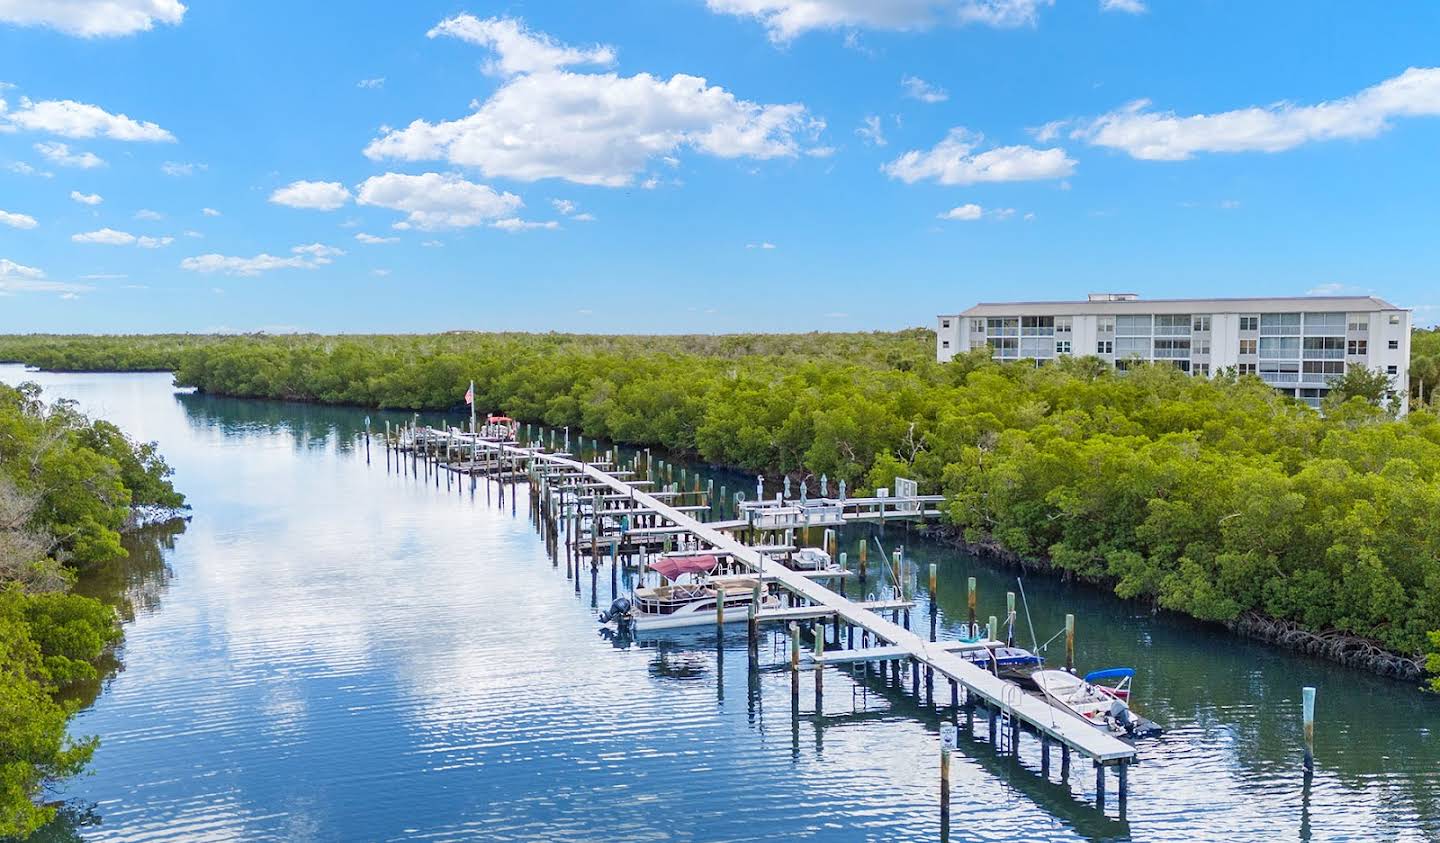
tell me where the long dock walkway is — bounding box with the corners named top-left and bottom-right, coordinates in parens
top-left (384, 424), bottom-right (1139, 812)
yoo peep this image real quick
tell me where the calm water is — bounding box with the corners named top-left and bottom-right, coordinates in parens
top-left (5, 366), bottom-right (1438, 843)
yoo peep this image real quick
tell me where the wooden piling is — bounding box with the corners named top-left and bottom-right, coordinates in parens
top-left (1096, 764), bottom-right (1106, 812)
top-left (813, 627), bottom-right (824, 711)
top-left (716, 584), bottom-right (726, 641)
top-left (1302, 686), bottom-right (1316, 772)
top-left (967, 576), bottom-right (977, 636)
top-left (940, 723), bottom-right (955, 839)
top-left (1065, 614), bottom-right (1076, 672)
top-left (1006, 591), bottom-right (1016, 646)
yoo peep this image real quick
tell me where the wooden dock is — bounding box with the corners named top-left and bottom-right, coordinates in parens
top-left (381, 422), bottom-right (1140, 814)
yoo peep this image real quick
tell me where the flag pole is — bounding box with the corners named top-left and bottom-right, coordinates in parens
top-left (469, 380), bottom-right (476, 437)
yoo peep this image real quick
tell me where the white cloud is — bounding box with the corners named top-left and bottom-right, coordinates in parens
top-left (355, 171), bottom-right (522, 229)
top-left (183, 229), bottom-right (202, 237)
top-left (72, 227), bottom-right (136, 245)
top-left (0, 257), bottom-right (91, 294)
top-left (421, 239), bottom-right (443, 247)
top-left (1029, 119), bottom-right (1067, 142)
top-left (938, 203), bottom-right (983, 220)
top-left (745, 241), bottom-right (777, 249)
top-left (180, 243), bottom-right (343, 276)
top-left (7, 161), bottom-right (52, 178)
top-left (1307, 281), bottom-right (1371, 297)
top-left (269, 180), bottom-right (352, 210)
top-left (856, 114), bottom-right (887, 146)
top-left (491, 218), bottom-right (560, 232)
top-left (571, 212), bottom-right (596, 222)
top-left (1100, 0), bottom-right (1146, 12)
top-left (134, 208), bottom-right (163, 220)
top-left (552, 198), bottom-right (577, 215)
top-left (372, 268), bottom-right (392, 277)
top-left (34, 141), bottom-right (104, 168)
top-left (3, 95), bottom-right (174, 140)
top-left (901, 75), bottom-right (949, 103)
top-left (160, 160), bottom-right (203, 176)
top-left (69, 190), bottom-right (103, 205)
top-left (1072, 66), bottom-right (1440, 161)
top-left (884, 127), bottom-right (1075, 184)
top-left (357, 77), bottom-right (385, 89)
top-left (355, 232), bottom-right (399, 244)
top-left (0, 0), bottom-right (185, 37)
top-left (0, 209), bottom-right (37, 229)
top-left (364, 70), bottom-right (824, 187)
top-left (80, 273), bottom-right (127, 280)
top-left (427, 14), bottom-right (616, 76)
top-left (136, 235), bottom-right (172, 248)
top-left (705, 0), bottom-right (1052, 41)
top-left (202, 206), bottom-right (221, 216)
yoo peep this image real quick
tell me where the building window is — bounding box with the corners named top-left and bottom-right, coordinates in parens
top-left (1154, 314), bottom-right (1190, 336)
top-left (1097, 316), bottom-right (1115, 334)
top-left (1348, 318), bottom-right (1368, 332)
top-left (971, 319), bottom-right (985, 333)
top-left (1259, 336), bottom-right (1300, 358)
top-left (1116, 315), bottom-right (1152, 335)
top-left (1194, 363), bottom-right (1211, 377)
top-left (1153, 338), bottom-right (1191, 359)
top-left (1056, 340), bottom-right (1071, 355)
top-left (1020, 337), bottom-right (1055, 358)
top-left (987, 317), bottom-right (1019, 336)
top-left (941, 340), bottom-right (950, 349)
top-left (1303, 336), bottom-right (1346, 359)
top-left (1347, 339), bottom-right (1368, 356)
top-left (1238, 363), bottom-right (1257, 375)
top-left (1388, 340), bottom-right (1399, 350)
top-left (1390, 314), bottom-right (1401, 325)
top-left (1260, 313), bottom-right (1302, 335)
top-left (1239, 339), bottom-right (1257, 355)
top-left (987, 337), bottom-right (1019, 358)
top-left (1021, 316), bottom-right (1056, 336)
top-left (1115, 337), bottom-right (1150, 357)
top-left (1388, 365), bottom-right (1399, 375)
top-left (1239, 315), bottom-right (1259, 331)
top-left (1055, 317), bottom-right (1073, 335)
top-left (941, 319), bottom-right (951, 329)
top-left (1194, 341), bottom-right (1211, 356)
top-left (1192, 315), bottom-right (1211, 332)
top-left (1302, 360), bottom-right (1345, 376)
top-left (1097, 340), bottom-right (1113, 355)
top-left (1303, 312), bottom-right (1346, 334)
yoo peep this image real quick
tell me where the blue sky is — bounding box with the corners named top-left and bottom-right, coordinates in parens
top-left (2, 1), bottom-right (1439, 333)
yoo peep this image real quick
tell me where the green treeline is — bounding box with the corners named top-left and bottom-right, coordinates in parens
top-left (1, 331), bottom-right (1439, 687)
top-left (0, 382), bottom-right (185, 838)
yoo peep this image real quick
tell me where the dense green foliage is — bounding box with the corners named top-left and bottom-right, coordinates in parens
top-left (0, 382), bottom-right (185, 838)
top-left (2, 331), bottom-right (1439, 688)
top-left (1414, 327), bottom-right (1440, 408)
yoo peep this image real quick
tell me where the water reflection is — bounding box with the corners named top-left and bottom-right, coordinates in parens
top-left (2, 366), bottom-right (1436, 842)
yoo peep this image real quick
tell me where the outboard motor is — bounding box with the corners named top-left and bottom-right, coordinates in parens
top-left (598, 597), bottom-right (633, 625)
top-left (1110, 699), bottom-right (1137, 735)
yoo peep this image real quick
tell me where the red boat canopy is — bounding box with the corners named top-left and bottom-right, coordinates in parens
top-left (650, 554), bottom-right (718, 580)
top-left (487, 415), bottom-right (514, 423)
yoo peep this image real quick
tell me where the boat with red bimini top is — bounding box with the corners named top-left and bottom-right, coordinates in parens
top-left (479, 415), bottom-right (519, 442)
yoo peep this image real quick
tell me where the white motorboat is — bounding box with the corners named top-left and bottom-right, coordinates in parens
top-left (790, 547), bottom-right (833, 570)
top-left (1031, 668), bottom-right (1162, 738)
top-left (479, 414), bottom-right (518, 442)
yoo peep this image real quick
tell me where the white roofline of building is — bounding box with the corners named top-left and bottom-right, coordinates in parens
top-left (947, 295), bottom-right (1405, 318)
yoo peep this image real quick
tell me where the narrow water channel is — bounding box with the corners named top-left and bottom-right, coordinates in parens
top-left (7, 366), bottom-right (1436, 843)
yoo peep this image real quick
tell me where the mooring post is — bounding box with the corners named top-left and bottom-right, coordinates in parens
top-left (967, 576), bottom-right (977, 636)
top-left (929, 563), bottom-right (939, 642)
top-left (1061, 744), bottom-right (1071, 780)
top-left (1065, 614), bottom-right (1076, 672)
top-left (1041, 735), bottom-right (1051, 778)
top-left (1096, 764), bottom-right (1106, 812)
top-left (814, 627), bottom-right (825, 712)
top-left (716, 584), bottom-right (727, 643)
top-left (837, 551), bottom-right (847, 599)
top-left (789, 621), bottom-right (801, 707)
top-left (988, 615), bottom-right (998, 643)
top-left (940, 723), bottom-right (955, 841)
top-left (1118, 762), bottom-right (1128, 817)
top-left (1006, 591), bottom-right (1016, 646)
top-left (747, 584), bottom-right (760, 656)
top-left (858, 539), bottom-right (868, 582)
top-left (1302, 686), bottom-right (1316, 772)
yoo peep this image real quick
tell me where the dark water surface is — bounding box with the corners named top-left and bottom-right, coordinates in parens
top-left (5, 366), bottom-right (1437, 843)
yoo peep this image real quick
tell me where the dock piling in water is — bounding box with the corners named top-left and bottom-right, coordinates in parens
top-left (1303, 686), bottom-right (1316, 772)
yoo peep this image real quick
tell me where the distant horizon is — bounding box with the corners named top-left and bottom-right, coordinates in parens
top-left (3, 3), bottom-right (1439, 332)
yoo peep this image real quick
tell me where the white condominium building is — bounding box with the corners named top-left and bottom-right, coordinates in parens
top-left (936, 293), bottom-right (1412, 412)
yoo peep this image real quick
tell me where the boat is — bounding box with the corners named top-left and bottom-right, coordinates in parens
top-left (599, 554), bottom-right (782, 632)
top-left (789, 547), bottom-right (834, 571)
top-left (1031, 668), bottom-right (1163, 738)
top-left (478, 414), bottom-right (518, 442)
top-left (960, 643), bottom-right (1045, 685)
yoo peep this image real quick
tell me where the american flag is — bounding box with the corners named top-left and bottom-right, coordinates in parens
top-left (464, 381), bottom-right (474, 405)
